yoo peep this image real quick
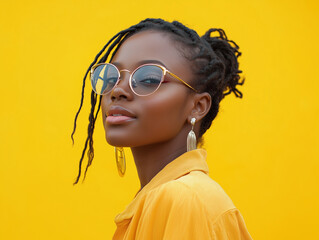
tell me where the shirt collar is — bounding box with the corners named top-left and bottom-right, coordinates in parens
top-left (114, 148), bottom-right (209, 223)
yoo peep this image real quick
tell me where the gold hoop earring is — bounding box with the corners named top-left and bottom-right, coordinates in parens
top-left (115, 147), bottom-right (126, 177)
top-left (187, 118), bottom-right (197, 151)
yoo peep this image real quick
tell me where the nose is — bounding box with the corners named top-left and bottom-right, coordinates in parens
top-left (110, 70), bottom-right (133, 101)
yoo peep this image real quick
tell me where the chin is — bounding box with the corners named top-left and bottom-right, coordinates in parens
top-left (105, 136), bottom-right (125, 147)
top-left (105, 133), bottom-right (136, 148)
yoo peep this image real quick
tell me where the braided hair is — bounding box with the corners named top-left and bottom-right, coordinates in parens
top-left (71, 18), bottom-right (244, 185)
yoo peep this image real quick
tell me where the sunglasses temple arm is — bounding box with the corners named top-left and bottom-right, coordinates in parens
top-left (167, 72), bottom-right (198, 92)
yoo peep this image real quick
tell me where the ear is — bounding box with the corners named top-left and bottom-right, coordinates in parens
top-left (188, 92), bottom-right (211, 123)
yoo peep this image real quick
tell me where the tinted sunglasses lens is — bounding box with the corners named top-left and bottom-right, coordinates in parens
top-left (132, 65), bottom-right (163, 95)
top-left (91, 64), bottom-right (118, 95)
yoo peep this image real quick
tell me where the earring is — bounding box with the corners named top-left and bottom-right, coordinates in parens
top-left (115, 147), bottom-right (126, 177)
top-left (187, 117), bottom-right (197, 151)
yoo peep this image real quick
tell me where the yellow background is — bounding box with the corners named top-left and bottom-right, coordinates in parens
top-left (0, 0), bottom-right (318, 239)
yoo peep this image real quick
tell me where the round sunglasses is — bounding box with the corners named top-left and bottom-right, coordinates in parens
top-left (90, 63), bottom-right (197, 96)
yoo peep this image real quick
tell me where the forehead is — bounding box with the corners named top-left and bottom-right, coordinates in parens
top-left (111, 30), bottom-right (191, 75)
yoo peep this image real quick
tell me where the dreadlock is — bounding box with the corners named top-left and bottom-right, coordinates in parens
top-left (71, 18), bottom-right (244, 185)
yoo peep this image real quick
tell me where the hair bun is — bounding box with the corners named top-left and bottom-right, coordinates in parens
top-left (201, 28), bottom-right (244, 98)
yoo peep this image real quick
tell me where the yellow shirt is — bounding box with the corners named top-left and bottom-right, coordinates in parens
top-left (113, 149), bottom-right (253, 240)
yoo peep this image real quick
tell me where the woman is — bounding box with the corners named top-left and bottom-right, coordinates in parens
top-left (71, 18), bottom-right (253, 239)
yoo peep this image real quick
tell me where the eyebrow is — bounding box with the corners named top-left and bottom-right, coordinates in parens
top-left (112, 60), bottom-right (168, 69)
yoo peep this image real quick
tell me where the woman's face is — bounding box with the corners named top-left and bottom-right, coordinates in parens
top-left (101, 30), bottom-right (196, 147)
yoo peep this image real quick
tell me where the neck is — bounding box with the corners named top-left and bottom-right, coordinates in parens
top-left (131, 129), bottom-right (189, 191)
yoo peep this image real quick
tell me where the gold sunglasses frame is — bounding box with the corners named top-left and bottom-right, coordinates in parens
top-left (90, 63), bottom-right (198, 96)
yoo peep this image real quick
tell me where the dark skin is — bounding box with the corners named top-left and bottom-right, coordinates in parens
top-left (101, 30), bottom-right (211, 190)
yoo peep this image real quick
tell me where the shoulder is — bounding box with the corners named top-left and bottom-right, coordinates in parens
top-left (145, 171), bottom-right (236, 222)
top-left (137, 172), bottom-right (253, 239)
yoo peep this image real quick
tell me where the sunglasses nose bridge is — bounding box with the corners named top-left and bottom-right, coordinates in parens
top-left (119, 69), bottom-right (130, 75)
top-left (117, 69), bottom-right (130, 82)
top-left (113, 69), bottom-right (132, 90)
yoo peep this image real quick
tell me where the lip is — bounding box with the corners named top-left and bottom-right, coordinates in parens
top-left (106, 106), bottom-right (137, 125)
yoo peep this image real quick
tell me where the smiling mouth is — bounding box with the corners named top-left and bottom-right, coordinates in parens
top-left (106, 114), bottom-right (136, 124)
top-left (106, 106), bottom-right (137, 125)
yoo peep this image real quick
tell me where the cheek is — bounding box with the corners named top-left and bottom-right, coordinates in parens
top-left (137, 89), bottom-right (190, 143)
